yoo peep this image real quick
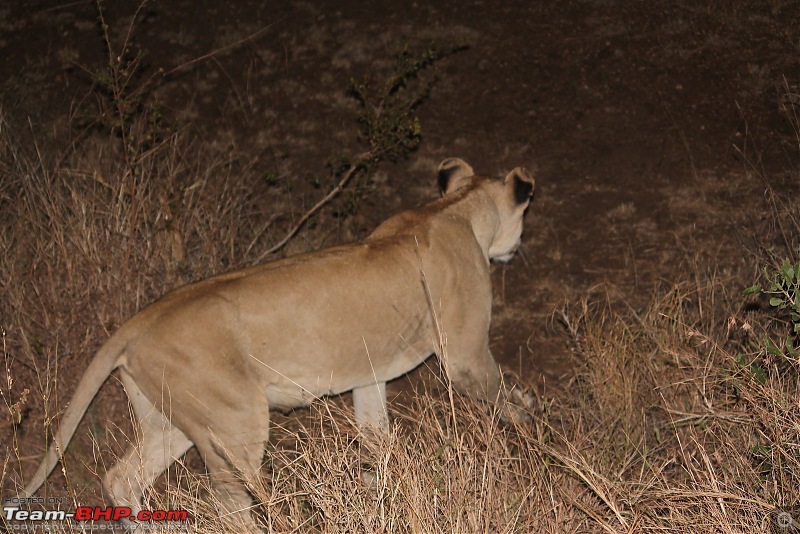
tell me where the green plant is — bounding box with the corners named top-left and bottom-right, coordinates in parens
top-left (745, 259), bottom-right (800, 329)
top-left (349, 42), bottom-right (467, 162)
top-left (745, 259), bottom-right (800, 358)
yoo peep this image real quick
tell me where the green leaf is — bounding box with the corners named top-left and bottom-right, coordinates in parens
top-left (765, 338), bottom-right (782, 356)
top-left (788, 337), bottom-right (800, 357)
top-left (769, 297), bottom-right (784, 307)
top-left (752, 443), bottom-right (771, 457)
top-left (782, 261), bottom-right (795, 282)
top-left (743, 284), bottom-right (762, 296)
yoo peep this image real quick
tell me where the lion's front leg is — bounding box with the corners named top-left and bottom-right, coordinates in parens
top-left (498, 372), bottom-right (537, 424)
top-left (440, 340), bottom-right (535, 423)
top-left (440, 341), bottom-right (502, 401)
top-left (352, 381), bottom-right (389, 489)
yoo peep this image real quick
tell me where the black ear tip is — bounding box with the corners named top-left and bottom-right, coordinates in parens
top-left (438, 165), bottom-right (457, 194)
top-left (513, 174), bottom-right (534, 205)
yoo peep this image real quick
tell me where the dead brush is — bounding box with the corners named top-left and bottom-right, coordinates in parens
top-left (0, 108), bottom-right (263, 499)
top-left (542, 276), bottom-right (799, 531)
top-left (242, 384), bottom-right (550, 533)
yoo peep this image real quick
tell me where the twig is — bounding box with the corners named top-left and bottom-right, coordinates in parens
top-left (255, 152), bottom-right (371, 261)
top-left (244, 214), bottom-right (279, 258)
top-left (163, 22), bottom-right (279, 77)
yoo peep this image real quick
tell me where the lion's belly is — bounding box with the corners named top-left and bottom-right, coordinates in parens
top-left (259, 334), bottom-right (431, 410)
top-left (265, 347), bottom-right (430, 409)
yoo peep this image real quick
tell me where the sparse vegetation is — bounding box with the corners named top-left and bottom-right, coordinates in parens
top-left (350, 43), bottom-right (466, 162)
top-left (3, 2), bottom-right (800, 533)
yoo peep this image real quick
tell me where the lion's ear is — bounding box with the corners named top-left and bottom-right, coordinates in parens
top-left (437, 158), bottom-right (474, 196)
top-left (504, 167), bottom-right (535, 206)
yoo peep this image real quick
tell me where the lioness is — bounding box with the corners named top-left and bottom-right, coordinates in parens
top-left (24, 158), bottom-right (535, 526)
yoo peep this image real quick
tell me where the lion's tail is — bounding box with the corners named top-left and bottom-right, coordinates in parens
top-left (22, 331), bottom-right (127, 497)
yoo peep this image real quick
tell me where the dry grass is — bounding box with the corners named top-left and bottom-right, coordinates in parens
top-left (2, 112), bottom-right (800, 533)
top-left (0, 110), bottom-right (266, 499)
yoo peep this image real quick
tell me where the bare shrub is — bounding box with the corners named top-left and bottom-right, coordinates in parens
top-left (0, 112), bottom-right (263, 494)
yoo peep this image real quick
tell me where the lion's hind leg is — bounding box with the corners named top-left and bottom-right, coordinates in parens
top-left (189, 386), bottom-right (270, 529)
top-left (103, 370), bottom-right (194, 517)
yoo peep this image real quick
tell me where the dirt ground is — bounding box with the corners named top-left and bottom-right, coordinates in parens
top-left (2, 0), bottom-right (799, 512)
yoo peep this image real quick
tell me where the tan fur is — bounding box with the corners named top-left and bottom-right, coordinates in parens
top-left (24, 158), bottom-right (535, 527)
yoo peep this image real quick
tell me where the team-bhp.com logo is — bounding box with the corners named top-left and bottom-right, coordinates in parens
top-left (5, 506), bottom-right (187, 522)
top-left (770, 507), bottom-right (800, 533)
top-left (4, 497), bottom-right (188, 530)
